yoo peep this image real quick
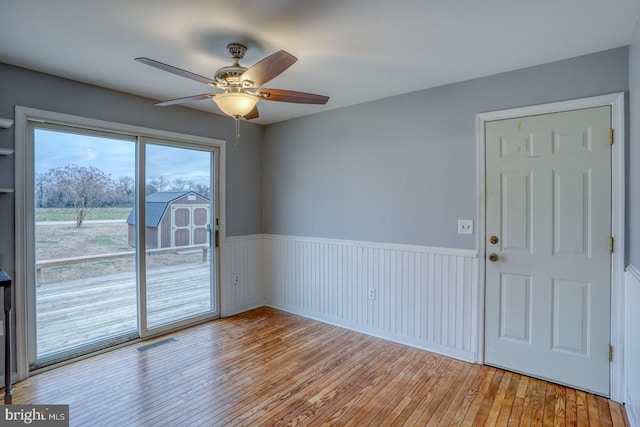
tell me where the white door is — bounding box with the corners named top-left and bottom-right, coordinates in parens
top-left (484, 106), bottom-right (612, 396)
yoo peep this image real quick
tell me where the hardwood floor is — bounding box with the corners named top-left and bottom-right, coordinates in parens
top-left (9, 307), bottom-right (629, 426)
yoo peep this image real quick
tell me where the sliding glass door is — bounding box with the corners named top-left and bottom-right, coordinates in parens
top-left (28, 121), bottom-right (220, 369)
top-left (143, 141), bottom-right (217, 331)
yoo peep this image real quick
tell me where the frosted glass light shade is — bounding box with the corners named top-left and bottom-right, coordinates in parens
top-left (214, 92), bottom-right (259, 117)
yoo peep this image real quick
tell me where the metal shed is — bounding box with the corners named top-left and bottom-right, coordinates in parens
top-left (126, 191), bottom-right (210, 249)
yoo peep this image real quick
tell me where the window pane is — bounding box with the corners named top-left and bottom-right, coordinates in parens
top-left (144, 143), bottom-right (215, 329)
top-left (34, 127), bottom-right (137, 363)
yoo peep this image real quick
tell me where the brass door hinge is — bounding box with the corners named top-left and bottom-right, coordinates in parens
top-left (609, 345), bottom-right (613, 362)
top-left (610, 237), bottom-right (614, 254)
top-left (610, 129), bottom-right (614, 145)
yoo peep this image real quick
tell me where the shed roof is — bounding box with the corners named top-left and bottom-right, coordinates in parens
top-left (125, 191), bottom-right (208, 227)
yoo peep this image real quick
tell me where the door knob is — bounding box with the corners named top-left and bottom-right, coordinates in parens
top-left (489, 235), bottom-right (499, 244)
top-left (488, 253), bottom-right (499, 262)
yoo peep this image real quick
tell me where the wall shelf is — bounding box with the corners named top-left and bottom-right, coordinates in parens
top-left (0, 125), bottom-right (14, 191)
top-left (0, 118), bottom-right (13, 129)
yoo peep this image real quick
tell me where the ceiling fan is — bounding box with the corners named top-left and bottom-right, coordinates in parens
top-left (135, 43), bottom-right (329, 124)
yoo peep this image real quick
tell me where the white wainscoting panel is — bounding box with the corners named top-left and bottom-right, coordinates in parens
top-left (263, 235), bottom-right (479, 362)
top-left (625, 264), bottom-right (640, 427)
top-left (220, 235), bottom-right (264, 317)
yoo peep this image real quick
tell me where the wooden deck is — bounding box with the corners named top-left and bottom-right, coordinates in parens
top-left (36, 262), bottom-right (213, 358)
top-left (10, 308), bottom-right (629, 426)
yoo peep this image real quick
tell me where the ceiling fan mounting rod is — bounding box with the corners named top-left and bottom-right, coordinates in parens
top-left (226, 43), bottom-right (247, 64)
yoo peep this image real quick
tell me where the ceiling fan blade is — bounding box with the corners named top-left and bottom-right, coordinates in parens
top-left (135, 57), bottom-right (214, 85)
top-left (243, 105), bottom-right (260, 120)
top-left (241, 50), bottom-right (297, 88)
top-left (155, 93), bottom-right (214, 107)
top-left (257, 88), bottom-right (329, 104)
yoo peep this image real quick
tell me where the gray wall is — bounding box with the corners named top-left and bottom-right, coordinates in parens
top-left (263, 47), bottom-right (629, 249)
top-left (0, 62), bottom-right (264, 281)
top-left (630, 19), bottom-right (640, 269)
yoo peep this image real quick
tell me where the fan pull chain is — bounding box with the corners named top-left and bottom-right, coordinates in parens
top-left (234, 115), bottom-right (241, 145)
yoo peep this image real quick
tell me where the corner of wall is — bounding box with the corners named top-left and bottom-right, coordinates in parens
top-left (624, 264), bottom-right (640, 427)
top-left (220, 235), bottom-right (265, 317)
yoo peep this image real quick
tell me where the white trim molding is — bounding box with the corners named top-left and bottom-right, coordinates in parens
top-left (263, 234), bottom-right (479, 363)
top-left (476, 93), bottom-right (626, 401)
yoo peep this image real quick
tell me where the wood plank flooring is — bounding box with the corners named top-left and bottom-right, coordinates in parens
top-left (9, 307), bottom-right (629, 426)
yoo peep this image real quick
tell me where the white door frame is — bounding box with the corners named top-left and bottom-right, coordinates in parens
top-left (475, 93), bottom-right (625, 402)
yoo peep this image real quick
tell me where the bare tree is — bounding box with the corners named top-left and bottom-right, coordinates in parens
top-left (44, 165), bottom-right (113, 227)
top-left (109, 176), bottom-right (134, 206)
top-left (170, 178), bottom-right (188, 191)
top-left (116, 176), bottom-right (134, 197)
top-left (149, 176), bottom-right (169, 193)
top-left (191, 182), bottom-right (210, 199)
top-left (35, 173), bottom-right (46, 208)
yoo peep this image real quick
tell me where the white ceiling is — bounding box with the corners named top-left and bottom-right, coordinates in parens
top-left (1, 0), bottom-right (639, 125)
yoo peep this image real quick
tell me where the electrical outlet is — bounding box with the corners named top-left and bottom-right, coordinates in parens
top-left (368, 288), bottom-right (376, 300)
top-left (458, 219), bottom-right (473, 234)
top-left (233, 274), bottom-right (239, 285)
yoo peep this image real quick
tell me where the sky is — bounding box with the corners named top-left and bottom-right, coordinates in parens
top-left (34, 128), bottom-right (212, 186)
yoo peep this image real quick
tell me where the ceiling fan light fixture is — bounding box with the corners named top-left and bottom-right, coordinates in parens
top-left (214, 92), bottom-right (258, 118)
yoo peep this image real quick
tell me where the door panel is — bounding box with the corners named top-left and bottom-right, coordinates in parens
top-left (501, 172), bottom-right (531, 252)
top-left (484, 106), bottom-right (611, 396)
top-left (499, 273), bottom-right (532, 344)
top-left (172, 206), bottom-right (192, 247)
top-left (145, 143), bottom-right (217, 330)
top-left (553, 169), bottom-right (590, 255)
top-left (32, 126), bottom-right (138, 366)
top-left (552, 279), bottom-right (590, 355)
top-left (192, 206), bottom-right (209, 245)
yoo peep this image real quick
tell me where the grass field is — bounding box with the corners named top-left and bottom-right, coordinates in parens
top-left (36, 207), bottom-right (133, 222)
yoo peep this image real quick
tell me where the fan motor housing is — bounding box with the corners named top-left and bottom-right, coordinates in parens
top-left (214, 65), bottom-right (247, 87)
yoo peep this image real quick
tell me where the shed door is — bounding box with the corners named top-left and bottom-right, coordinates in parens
top-left (171, 205), bottom-right (192, 247)
top-left (170, 204), bottom-right (210, 247)
top-left (192, 206), bottom-right (210, 245)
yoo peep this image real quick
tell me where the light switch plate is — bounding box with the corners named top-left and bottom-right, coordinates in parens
top-left (458, 220), bottom-right (473, 234)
